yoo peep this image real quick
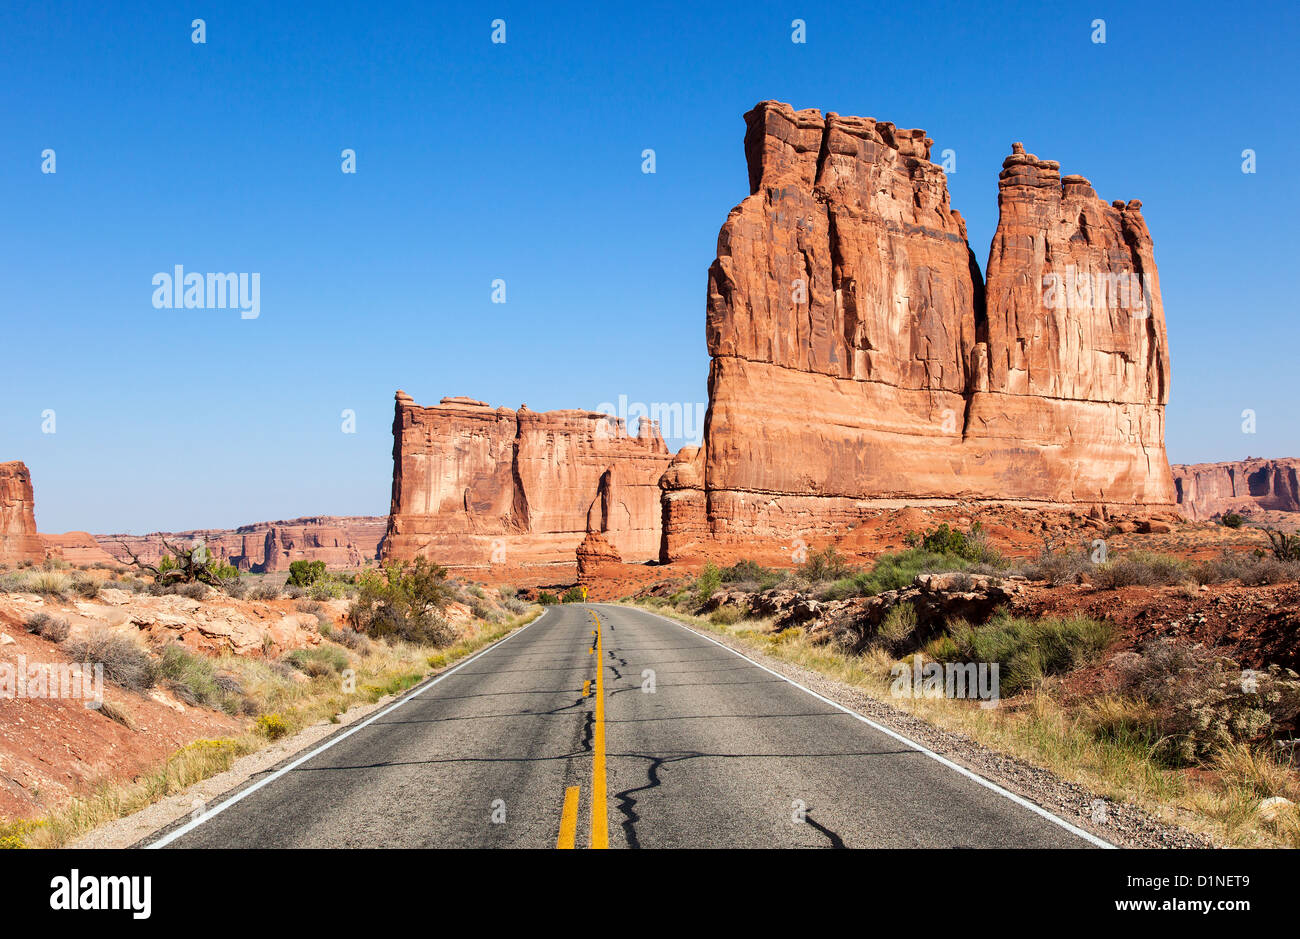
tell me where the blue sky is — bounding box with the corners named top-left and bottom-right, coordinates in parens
top-left (2, 1), bottom-right (1296, 533)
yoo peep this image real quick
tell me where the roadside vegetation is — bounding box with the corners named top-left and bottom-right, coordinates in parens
top-left (633, 522), bottom-right (1300, 848)
top-left (0, 554), bottom-right (540, 849)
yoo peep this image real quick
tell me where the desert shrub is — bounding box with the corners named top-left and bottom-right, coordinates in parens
top-left (709, 606), bottom-right (743, 626)
top-left (1192, 553), bottom-right (1299, 586)
top-left (875, 602), bottom-right (920, 654)
top-left (694, 563), bottom-right (722, 606)
top-left (1113, 639), bottom-right (1300, 763)
top-left (798, 547), bottom-right (853, 583)
top-left (96, 699), bottom-right (136, 730)
top-left (721, 559), bottom-right (770, 583)
top-left (538, 591), bottom-right (558, 605)
top-left (64, 631), bottom-right (157, 692)
top-left (71, 577), bottom-right (100, 599)
top-left (24, 612), bottom-right (70, 642)
top-left (308, 578), bottom-right (344, 600)
top-left (561, 586), bottom-right (585, 603)
top-left (1019, 544), bottom-right (1092, 586)
top-left (346, 558), bottom-right (456, 645)
top-left (936, 613), bottom-right (1114, 696)
top-left (28, 571), bottom-right (71, 597)
top-left (503, 597), bottom-right (529, 615)
top-left (247, 581), bottom-right (281, 601)
top-left (169, 581), bottom-right (209, 600)
top-left (1263, 527), bottom-right (1300, 561)
top-left (256, 713), bottom-right (291, 740)
top-left (498, 585), bottom-right (518, 600)
top-left (295, 598), bottom-right (326, 616)
top-left (1221, 513), bottom-right (1245, 529)
top-left (285, 645), bottom-right (349, 678)
top-left (1091, 550), bottom-right (1191, 589)
top-left (287, 560), bottom-right (326, 588)
top-left (322, 625), bottom-right (370, 653)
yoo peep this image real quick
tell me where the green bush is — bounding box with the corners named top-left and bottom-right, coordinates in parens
top-left (561, 586), bottom-right (585, 603)
top-left (1221, 513), bottom-right (1245, 529)
top-left (905, 522), bottom-right (1003, 565)
top-left (695, 563), bottom-right (722, 607)
top-left (346, 558), bottom-right (455, 645)
top-left (721, 559), bottom-right (769, 583)
top-left (798, 546), bottom-right (852, 583)
top-left (935, 613), bottom-right (1115, 696)
top-left (288, 560), bottom-right (327, 588)
top-left (537, 591), bottom-right (558, 606)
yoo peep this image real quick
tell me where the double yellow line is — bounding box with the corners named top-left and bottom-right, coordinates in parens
top-left (556, 610), bottom-right (609, 849)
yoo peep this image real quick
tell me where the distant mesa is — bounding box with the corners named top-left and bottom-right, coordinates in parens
top-left (1172, 458), bottom-right (1300, 521)
top-left (383, 392), bottom-right (672, 566)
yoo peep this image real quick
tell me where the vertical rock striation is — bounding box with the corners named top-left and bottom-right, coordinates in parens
top-left (0, 461), bottom-right (44, 565)
top-left (384, 392), bottom-right (673, 565)
top-left (662, 101), bottom-right (1176, 560)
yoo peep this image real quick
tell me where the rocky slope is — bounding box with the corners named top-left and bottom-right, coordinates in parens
top-left (384, 393), bottom-right (673, 565)
top-left (662, 101), bottom-right (1176, 560)
top-left (1172, 458), bottom-right (1300, 520)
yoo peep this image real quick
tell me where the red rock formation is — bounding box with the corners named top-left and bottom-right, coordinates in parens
top-left (0, 461), bottom-right (44, 565)
top-left (384, 392), bottom-right (673, 565)
top-left (576, 531), bottom-right (622, 581)
top-left (662, 101), bottom-right (1176, 560)
top-left (40, 532), bottom-right (119, 566)
top-left (98, 516), bottom-right (386, 572)
top-left (1172, 458), bottom-right (1300, 520)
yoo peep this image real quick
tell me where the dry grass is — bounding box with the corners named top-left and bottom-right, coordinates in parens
top-left (638, 602), bottom-right (1300, 848)
top-left (8, 608), bottom-right (541, 848)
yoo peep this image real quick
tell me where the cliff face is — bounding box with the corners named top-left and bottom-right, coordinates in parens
top-left (0, 461), bottom-right (43, 565)
top-left (1172, 458), bottom-right (1300, 520)
top-left (99, 516), bottom-right (387, 572)
top-left (663, 101), bottom-right (1176, 560)
top-left (384, 392), bottom-right (673, 565)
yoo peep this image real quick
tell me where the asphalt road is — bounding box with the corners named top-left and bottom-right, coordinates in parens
top-left (148, 603), bottom-right (1102, 849)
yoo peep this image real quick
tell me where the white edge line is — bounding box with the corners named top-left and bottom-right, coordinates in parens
top-left (624, 605), bottom-right (1115, 849)
top-left (146, 608), bottom-right (550, 848)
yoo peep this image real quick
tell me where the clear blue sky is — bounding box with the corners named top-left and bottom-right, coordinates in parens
top-left (2, 1), bottom-right (1296, 534)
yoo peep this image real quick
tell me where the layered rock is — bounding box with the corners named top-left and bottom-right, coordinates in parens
top-left (0, 461), bottom-right (43, 565)
top-left (99, 516), bottom-right (387, 572)
top-left (662, 101), bottom-right (1176, 560)
top-left (576, 531), bottom-right (622, 581)
top-left (384, 392), bottom-right (673, 566)
top-left (1172, 458), bottom-right (1300, 520)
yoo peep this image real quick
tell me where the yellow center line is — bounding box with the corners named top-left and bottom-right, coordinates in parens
top-left (582, 679), bottom-right (591, 697)
top-left (556, 785), bottom-right (580, 849)
top-left (590, 612), bottom-right (609, 849)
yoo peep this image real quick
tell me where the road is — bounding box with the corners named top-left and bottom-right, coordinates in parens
top-left (147, 603), bottom-right (1103, 848)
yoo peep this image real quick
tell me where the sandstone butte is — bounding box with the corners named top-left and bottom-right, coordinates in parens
top-left (382, 393), bottom-right (673, 566)
top-left (1172, 458), bottom-right (1300, 521)
top-left (576, 530), bottom-right (622, 581)
top-left (659, 100), bottom-right (1180, 560)
top-left (97, 516), bottom-right (387, 572)
top-left (0, 461), bottom-right (44, 565)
